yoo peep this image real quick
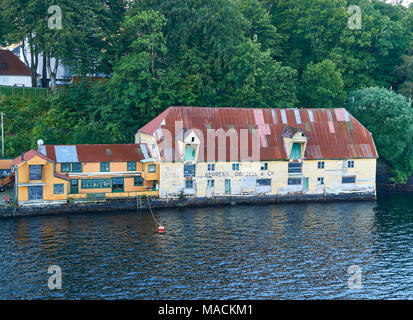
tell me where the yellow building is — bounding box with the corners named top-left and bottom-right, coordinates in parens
top-left (135, 106), bottom-right (378, 200)
top-left (13, 144), bottom-right (159, 205)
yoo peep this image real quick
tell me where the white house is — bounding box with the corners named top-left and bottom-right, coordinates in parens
top-left (9, 44), bottom-right (72, 87)
top-left (0, 49), bottom-right (35, 87)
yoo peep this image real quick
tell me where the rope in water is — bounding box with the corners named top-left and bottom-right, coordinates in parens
top-left (146, 195), bottom-right (162, 226)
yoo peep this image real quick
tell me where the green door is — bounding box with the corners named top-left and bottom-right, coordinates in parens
top-left (70, 180), bottom-right (78, 194)
top-left (225, 179), bottom-right (231, 195)
top-left (303, 177), bottom-right (309, 191)
top-left (184, 145), bottom-right (195, 161)
top-left (291, 143), bottom-right (301, 159)
top-left (112, 177), bottom-right (124, 193)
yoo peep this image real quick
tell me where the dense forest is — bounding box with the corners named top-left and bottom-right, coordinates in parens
top-left (0, 0), bottom-right (412, 182)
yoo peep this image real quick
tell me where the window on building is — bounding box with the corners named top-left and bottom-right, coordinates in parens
top-left (318, 161), bottom-right (325, 169)
top-left (54, 184), bottom-right (64, 194)
top-left (261, 163), bottom-right (268, 171)
top-left (207, 179), bottom-right (215, 188)
top-left (347, 160), bottom-right (354, 168)
top-left (288, 162), bottom-right (302, 174)
top-left (191, 137), bottom-right (195, 142)
top-left (288, 178), bottom-right (302, 185)
top-left (185, 180), bottom-right (194, 189)
top-left (100, 162), bottom-right (110, 172)
top-left (207, 163), bottom-right (215, 171)
top-left (134, 176), bottom-right (143, 186)
top-left (112, 178), bottom-right (124, 192)
top-left (0, 63), bottom-right (7, 70)
top-left (61, 163), bottom-right (71, 172)
top-left (257, 179), bottom-right (271, 186)
top-left (317, 177), bottom-right (324, 185)
top-left (148, 164), bottom-right (156, 173)
top-left (71, 163), bottom-right (82, 172)
top-left (184, 164), bottom-right (196, 177)
top-left (61, 162), bottom-right (82, 172)
top-left (29, 165), bottom-right (42, 180)
top-left (342, 176), bottom-right (356, 184)
top-left (127, 162), bottom-right (137, 171)
top-left (28, 186), bottom-right (43, 200)
top-left (81, 179), bottom-right (111, 189)
top-left (232, 163), bottom-right (240, 171)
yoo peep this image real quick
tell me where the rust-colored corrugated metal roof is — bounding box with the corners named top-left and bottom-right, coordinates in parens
top-left (138, 106), bottom-right (378, 161)
top-left (0, 50), bottom-right (31, 76)
top-left (0, 159), bottom-right (13, 169)
top-left (13, 150), bottom-right (54, 165)
top-left (43, 144), bottom-right (152, 163)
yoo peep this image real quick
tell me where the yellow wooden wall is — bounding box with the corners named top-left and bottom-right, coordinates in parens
top-left (16, 156), bottom-right (69, 202)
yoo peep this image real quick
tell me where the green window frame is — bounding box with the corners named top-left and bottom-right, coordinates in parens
top-left (134, 176), bottom-right (143, 186)
top-left (100, 162), bottom-right (110, 172)
top-left (61, 163), bottom-right (71, 172)
top-left (61, 162), bottom-right (82, 172)
top-left (127, 161), bottom-right (137, 171)
top-left (72, 163), bottom-right (82, 172)
top-left (112, 177), bottom-right (124, 192)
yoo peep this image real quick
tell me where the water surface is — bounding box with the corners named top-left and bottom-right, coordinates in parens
top-left (0, 192), bottom-right (412, 299)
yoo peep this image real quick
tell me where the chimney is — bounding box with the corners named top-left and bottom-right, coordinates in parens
top-left (21, 152), bottom-right (24, 161)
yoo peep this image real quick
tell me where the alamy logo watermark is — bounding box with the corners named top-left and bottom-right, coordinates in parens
top-left (157, 121), bottom-right (262, 162)
top-left (48, 265), bottom-right (62, 290)
top-left (347, 265), bottom-right (362, 289)
top-left (348, 5), bottom-right (362, 30)
top-left (48, 5), bottom-right (63, 30)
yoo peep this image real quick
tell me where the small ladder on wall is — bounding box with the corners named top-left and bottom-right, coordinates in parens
top-left (137, 195), bottom-right (143, 210)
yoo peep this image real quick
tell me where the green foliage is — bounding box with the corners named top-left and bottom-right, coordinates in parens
top-left (223, 39), bottom-right (297, 108)
top-left (345, 87), bottom-right (413, 183)
top-left (300, 60), bottom-right (345, 108)
top-left (397, 48), bottom-right (413, 101)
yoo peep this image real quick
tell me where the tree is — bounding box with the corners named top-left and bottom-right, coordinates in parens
top-left (102, 9), bottom-right (196, 140)
top-left (345, 87), bottom-right (413, 183)
top-left (223, 38), bottom-right (297, 108)
top-left (397, 48), bottom-right (413, 102)
top-left (300, 59), bottom-right (345, 108)
top-left (1, 0), bottom-right (50, 87)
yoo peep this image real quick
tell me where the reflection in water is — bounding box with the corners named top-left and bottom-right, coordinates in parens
top-left (0, 192), bottom-right (412, 299)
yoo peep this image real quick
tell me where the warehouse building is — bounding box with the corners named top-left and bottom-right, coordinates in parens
top-left (135, 106), bottom-right (378, 200)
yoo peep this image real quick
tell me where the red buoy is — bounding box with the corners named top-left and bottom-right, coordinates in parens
top-left (158, 225), bottom-right (165, 233)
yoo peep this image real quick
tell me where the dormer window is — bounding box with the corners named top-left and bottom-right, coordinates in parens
top-left (0, 62), bottom-right (7, 70)
top-left (281, 126), bottom-right (307, 160)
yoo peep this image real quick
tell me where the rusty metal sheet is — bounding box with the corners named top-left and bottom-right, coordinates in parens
top-left (44, 144), bottom-right (149, 163)
top-left (139, 106), bottom-right (378, 161)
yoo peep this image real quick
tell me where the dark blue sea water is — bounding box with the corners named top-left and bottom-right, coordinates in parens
top-left (0, 192), bottom-right (412, 299)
